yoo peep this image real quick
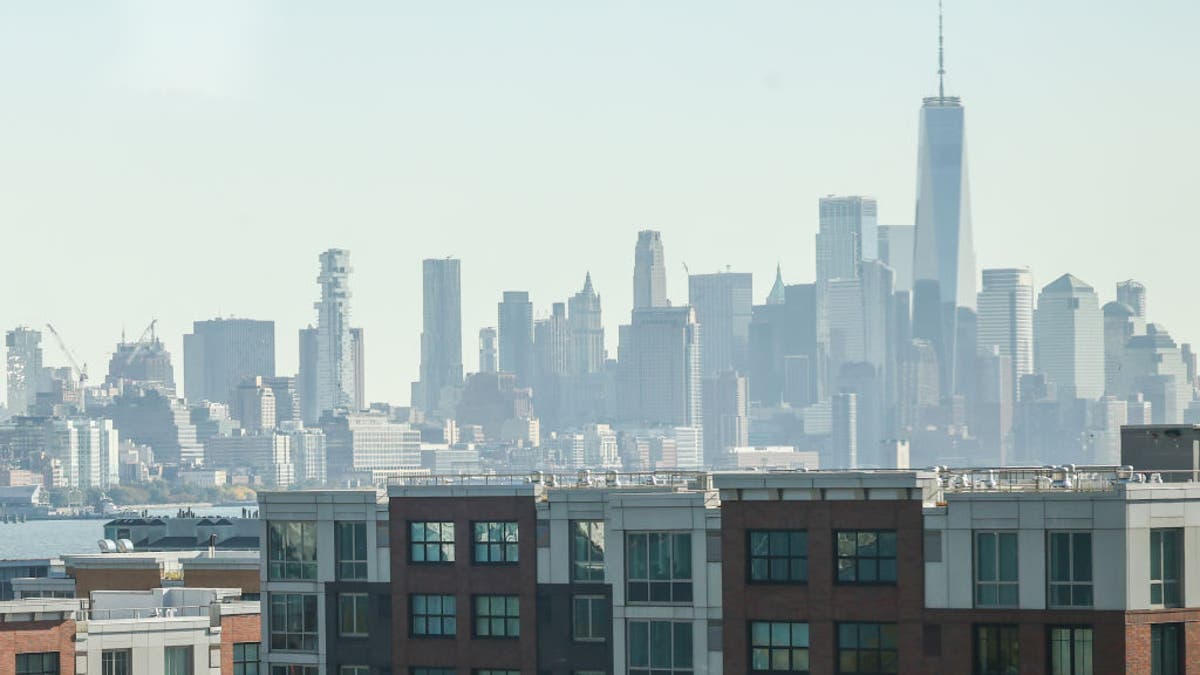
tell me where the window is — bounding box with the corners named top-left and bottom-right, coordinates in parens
top-left (15, 653), bottom-right (58, 675)
top-left (629, 620), bottom-right (693, 675)
top-left (1150, 529), bottom-right (1182, 607)
top-left (1048, 533), bottom-right (1092, 607)
top-left (571, 520), bottom-right (605, 581)
top-left (271, 668), bottom-right (319, 675)
top-left (164, 646), bottom-right (193, 675)
top-left (474, 595), bottom-right (520, 638)
top-left (473, 521), bottom-right (519, 563)
top-left (474, 671), bottom-right (519, 675)
top-left (102, 649), bottom-right (132, 675)
top-left (975, 624), bottom-right (1019, 675)
top-left (1048, 626), bottom-right (1093, 675)
top-left (336, 521), bottom-right (369, 579)
top-left (267, 521), bottom-right (318, 580)
top-left (411, 670), bottom-right (456, 675)
top-left (340, 593), bottom-right (370, 637)
top-left (233, 643), bottom-right (259, 675)
top-left (411, 521), bottom-right (456, 563)
top-left (975, 532), bottom-right (1018, 607)
top-left (626, 532), bottom-right (693, 602)
top-left (837, 622), bottom-right (898, 674)
top-left (835, 530), bottom-right (897, 584)
top-left (572, 594), bottom-right (606, 642)
top-left (750, 621), bottom-right (809, 673)
top-left (411, 594), bottom-right (456, 637)
top-left (270, 668), bottom-right (319, 675)
top-left (1151, 623), bottom-right (1182, 675)
top-left (340, 668), bottom-right (369, 675)
top-left (748, 530), bottom-right (808, 583)
top-left (269, 593), bottom-right (319, 651)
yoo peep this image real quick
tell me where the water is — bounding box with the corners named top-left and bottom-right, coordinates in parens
top-left (0, 505), bottom-right (251, 560)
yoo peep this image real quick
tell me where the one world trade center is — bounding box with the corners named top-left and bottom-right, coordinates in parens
top-left (912, 3), bottom-right (977, 402)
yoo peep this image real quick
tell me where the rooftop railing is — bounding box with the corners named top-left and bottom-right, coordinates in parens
top-left (934, 465), bottom-right (1198, 498)
top-left (389, 470), bottom-right (712, 491)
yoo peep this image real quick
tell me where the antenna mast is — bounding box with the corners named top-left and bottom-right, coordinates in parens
top-left (937, 0), bottom-right (945, 98)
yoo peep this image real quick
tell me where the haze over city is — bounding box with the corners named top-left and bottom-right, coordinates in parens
top-left (2, 0), bottom-right (1198, 404)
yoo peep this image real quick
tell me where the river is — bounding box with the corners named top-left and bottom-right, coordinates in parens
top-left (0, 505), bottom-right (251, 560)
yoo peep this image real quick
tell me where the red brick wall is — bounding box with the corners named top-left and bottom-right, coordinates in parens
top-left (1124, 609), bottom-right (1200, 675)
top-left (67, 567), bottom-right (161, 599)
top-left (186, 568), bottom-right (259, 594)
top-left (721, 499), bottom-right (926, 674)
top-left (0, 620), bottom-right (75, 675)
top-left (390, 494), bottom-right (538, 673)
top-left (219, 613), bottom-right (262, 675)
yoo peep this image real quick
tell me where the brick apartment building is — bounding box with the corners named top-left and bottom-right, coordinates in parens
top-left (259, 466), bottom-right (1200, 675)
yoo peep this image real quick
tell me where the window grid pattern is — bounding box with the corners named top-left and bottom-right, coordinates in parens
top-left (232, 643), bottom-right (259, 675)
top-left (267, 521), bottom-right (318, 580)
top-left (1151, 623), bottom-right (1182, 675)
top-left (339, 668), bottom-right (369, 675)
top-left (269, 593), bottom-right (319, 651)
top-left (473, 522), bottom-right (519, 564)
top-left (474, 595), bottom-right (520, 638)
top-left (835, 530), bottom-right (897, 584)
top-left (626, 532), bottom-right (693, 603)
top-left (339, 593), bottom-right (369, 637)
top-left (1048, 533), bottom-right (1093, 608)
top-left (837, 622), bottom-right (898, 674)
top-left (1048, 626), bottom-right (1093, 675)
top-left (1150, 529), bottom-right (1182, 607)
top-left (628, 620), bottom-right (693, 675)
top-left (411, 594), bottom-right (456, 637)
top-left (164, 646), bottom-right (192, 675)
top-left (270, 667), bottom-right (319, 675)
top-left (975, 532), bottom-right (1018, 607)
top-left (411, 669), bottom-right (457, 675)
top-left (572, 594), bottom-right (606, 642)
top-left (975, 624), bottom-right (1019, 675)
top-left (336, 522), bottom-right (368, 580)
top-left (749, 530), bottom-right (808, 583)
top-left (102, 649), bottom-right (132, 675)
top-left (750, 621), bottom-right (809, 673)
top-left (411, 521), bottom-right (456, 563)
top-left (571, 520), bottom-right (605, 582)
top-left (16, 653), bottom-right (59, 675)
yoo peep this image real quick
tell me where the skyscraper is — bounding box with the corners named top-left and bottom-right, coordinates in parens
top-left (498, 291), bottom-right (534, 387)
top-left (1102, 301), bottom-right (1136, 394)
top-left (297, 326), bottom-right (319, 425)
top-left (816, 196), bottom-right (878, 289)
top-left (533, 303), bottom-right (570, 427)
top-left (314, 249), bottom-right (355, 417)
top-left (701, 370), bottom-right (748, 465)
top-left (1033, 274), bottom-right (1104, 400)
top-left (633, 230), bottom-right (667, 309)
top-left (878, 225), bottom-right (915, 293)
top-left (5, 327), bottom-right (42, 417)
top-left (350, 327), bottom-right (365, 411)
top-left (418, 258), bottom-right (464, 412)
top-left (911, 6), bottom-right (977, 399)
top-left (568, 273), bottom-right (604, 375)
top-left (977, 268), bottom-right (1034, 401)
top-left (765, 264), bottom-right (786, 306)
top-left (182, 318), bottom-right (275, 405)
top-left (1120, 324), bottom-right (1189, 424)
top-left (688, 271), bottom-right (753, 376)
top-left (1116, 280), bottom-right (1147, 321)
top-left (478, 327), bottom-right (497, 374)
top-left (617, 307), bottom-right (702, 429)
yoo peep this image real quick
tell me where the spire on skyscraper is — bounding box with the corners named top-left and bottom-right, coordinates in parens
top-left (766, 263), bottom-right (786, 305)
top-left (582, 271), bottom-right (595, 296)
top-left (938, 0), bottom-right (945, 99)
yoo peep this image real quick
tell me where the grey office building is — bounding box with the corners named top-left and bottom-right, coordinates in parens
top-left (688, 272), bottom-right (752, 377)
top-left (182, 318), bottom-right (275, 405)
top-left (633, 230), bottom-right (668, 309)
top-left (418, 258), bottom-right (464, 412)
top-left (499, 291), bottom-right (535, 387)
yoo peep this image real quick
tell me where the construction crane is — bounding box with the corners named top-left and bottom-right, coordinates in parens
top-left (45, 323), bottom-right (88, 386)
top-left (123, 319), bottom-right (158, 366)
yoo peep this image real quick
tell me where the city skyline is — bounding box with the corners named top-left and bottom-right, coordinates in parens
top-left (1, 2), bottom-right (1198, 405)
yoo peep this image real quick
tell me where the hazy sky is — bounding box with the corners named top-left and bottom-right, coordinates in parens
top-left (2, 1), bottom-right (1198, 406)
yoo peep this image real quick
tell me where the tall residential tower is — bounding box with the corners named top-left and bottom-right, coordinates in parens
top-left (418, 258), bottom-right (464, 412)
top-left (314, 249), bottom-right (355, 416)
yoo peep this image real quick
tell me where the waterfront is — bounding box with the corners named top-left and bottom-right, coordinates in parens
top-left (0, 505), bottom-right (252, 560)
